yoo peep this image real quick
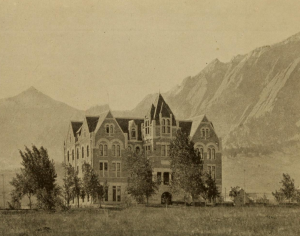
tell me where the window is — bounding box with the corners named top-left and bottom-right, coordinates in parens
top-left (157, 172), bottom-right (162, 185)
top-left (167, 119), bottom-right (171, 133)
top-left (117, 145), bottom-right (120, 157)
top-left (105, 124), bottom-right (114, 135)
top-left (99, 161), bottom-right (108, 177)
top-left (162, 118), bottom-right (171, 134)
top-left (161, 145), bottom-right (170, 156)
top-left (105, 187), bottom-right (108, 201)
top-left (201, 128), bottom-right (205, 138)
top-left (77, 148), bottom-right (79, 159)
top-left (145, 145), bottom-right (151, 155)
top-left (87, 145), bottom-right (89, 157)
top-left (201, 128), bottom-right (210, 139)
top-left (206, 128), bottom-right (210, 138)
top-left (112, 145), bottom-right (116, 156)
top-left (82, 147), bottom-right (84, 158)
top-left (163, 172), bottom-right (170, 185)
top-left (208, 148), bottom-right (212, 159)
top-left (200, 148), bottom-right (204, 159)
top-left (195, 146), bottom-right (204, 159)
top-left (100, 144), bottom-right (108, 156)
top-left (113, 186), bottom-right (121, 202)
top-left (166, 145), bottom-right (170, 156)
top-left (117, 186), bottom-right (121, 202)
top-left (67, 151), bottom-right (70, 162)
top-left (100, 144), bottom-right (103, 156)
top-left (135, 146), bottom-right (140, 154)
top-left (208, 165), bottom-right (216, 180)
top-left (145, 120), bottom-right (151, 135)
top-left (131, 128), bottom-right (136, 139)
top-left (212, 148), bottom-right (216, 160)
top-left (112, 162), bottom-right (121, 177)
top-left (72, 150), bottom-right (74, 160)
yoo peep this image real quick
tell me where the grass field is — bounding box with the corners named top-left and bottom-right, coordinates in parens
top-left (1, 206), bottom-right (300, 236)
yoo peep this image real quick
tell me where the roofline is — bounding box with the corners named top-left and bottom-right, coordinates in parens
top-left (115, 117), bottom-right (144, 120)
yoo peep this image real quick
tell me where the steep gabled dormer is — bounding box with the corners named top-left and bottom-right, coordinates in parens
top-left (128, 120), bottom-right (138, 140)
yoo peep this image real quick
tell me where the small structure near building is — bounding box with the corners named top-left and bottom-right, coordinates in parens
top-left (229, 187), bottom-right (254, 206)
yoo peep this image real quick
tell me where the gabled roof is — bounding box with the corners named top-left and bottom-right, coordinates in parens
top-left (178, 120), bottom-right (193, 135)
top-left (86, 116), bottom-right (100, 133)
top-left (149, 93), bottom-right (176, 125)
top-left (94, 110), bottom-right (111, 133)
top-left (189, 114), bottom-right (213, 137)
top-left (71, 121), bottom-right (83, 136)
top-left (115, 118), bottom-right (144, 141)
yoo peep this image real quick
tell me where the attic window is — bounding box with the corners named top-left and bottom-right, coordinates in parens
top-left (131, 128), bottom-right (136, 139)
top-left (201, 128), bottom-right (210, 139)
top-left (162, 118), bottom-right (170, 134)
top-left (145, 120), bottom-right (150, 135)
top-left (105, 124), bottom-right (114, 135)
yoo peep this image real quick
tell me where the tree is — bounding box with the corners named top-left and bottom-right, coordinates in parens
top-left (10, 170), bottom-right (35, 209)
top-left (169, 130), bottom-right (205, 205)
top-left (125, 152), bottom-right (158, 205)
top-left (82, 163), bottom-right (100, 204)
top-left (273, 173), bottom-right (296, 203)
top-left (10, 145), bottom-right (60, 210)
top-left (72, 171), bottom-right (82, 208)
top-left (62, 163), bottom-right (76, 207)
top-left (202, 173), bottom-right (220, 204)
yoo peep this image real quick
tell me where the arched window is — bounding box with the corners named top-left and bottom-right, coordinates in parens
top-left (162, 119), bottom-right (166, 133)
top-left (99, 144), bottom-right (104, 156)
top-left (117, 145), bottom-right (120, 156)
top-left (206, 128), bottom-right (209, 138)
top-left (87, 145), bottom-right (89, 157)
top-left (201, 128), bottom-right (205, 138)
top-left (200, 148), bottom-right (204, 159)
top-left (131, 128), bottom-right (136, 139)
top-left (82, 147), bottom-right (84, 158)
top-left (104, 144), bottom-right (108, 156)
top-left (112, 145), bottom-right (116, 156)
top-left (208, 148), bottom-right (212, 160)
top-left (212, 148), bottom-right (215, 160)
top-left (167, 119), bottom-right (171, 133)
top-left (106, 125), bottom-right (110, 134)
top-left (162, 118), bottom-right (170, 134)
top-left (67, 151), bottom-right (70, 162)
top-left (195, 148), bottom-right (199, 156)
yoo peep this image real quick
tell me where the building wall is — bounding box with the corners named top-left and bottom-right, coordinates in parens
top-left (64, 111), bottom-right (223, 206)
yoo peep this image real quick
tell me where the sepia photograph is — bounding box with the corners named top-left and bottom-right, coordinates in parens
top-left (1, 0), bottom-right (300, 235)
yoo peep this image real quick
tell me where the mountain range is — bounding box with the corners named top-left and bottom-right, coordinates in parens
top-left (1, 32), bottom-right (300, 197)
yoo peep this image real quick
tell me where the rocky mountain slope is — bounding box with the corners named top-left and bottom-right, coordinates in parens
top-left (130, 32), bottom-right (300, 153)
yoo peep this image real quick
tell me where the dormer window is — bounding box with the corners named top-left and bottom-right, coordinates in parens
top-left (105, 123), bottom-right (114, 136)
top-left (162, 118), bottom-right (170, 134)
top-left (201, 128), bottom-right (210, 139)
top-left (145, 120), bottom-right (150, 135)
top-left (131, 128), bottom-right (136, 139)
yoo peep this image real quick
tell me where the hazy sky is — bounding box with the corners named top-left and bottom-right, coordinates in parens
top-left (1, 0), bottom-right (300, 110)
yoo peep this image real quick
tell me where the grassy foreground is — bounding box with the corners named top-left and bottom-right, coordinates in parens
top-left (1, 206), bottom-right (300, 236)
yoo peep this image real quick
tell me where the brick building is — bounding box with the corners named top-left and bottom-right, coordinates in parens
top-left (64, 94), bottom-right (222, 205)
